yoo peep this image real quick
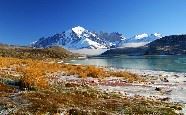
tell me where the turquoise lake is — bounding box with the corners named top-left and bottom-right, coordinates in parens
top-left (67, 55), bottom-right (186, 72)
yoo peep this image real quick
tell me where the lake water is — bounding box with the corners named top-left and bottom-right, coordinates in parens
top-left (67, 55), bottom-right (186, 72)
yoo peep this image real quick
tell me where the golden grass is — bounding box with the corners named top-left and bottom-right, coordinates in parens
top-left (61, 64), bottom-right (108, 78)
top-left (0, 57), bottom-right (61, 89)
top-left (110, 71), bottom-right (144, 82)
top-left (0, 57), bottom-right (145, 89)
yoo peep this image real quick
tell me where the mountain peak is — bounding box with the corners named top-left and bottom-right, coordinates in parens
top-left (72, 26), bottom-right (86, 36)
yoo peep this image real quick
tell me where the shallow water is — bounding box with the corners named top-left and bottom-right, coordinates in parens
top-left (67, 55), bottom-right (186, 72)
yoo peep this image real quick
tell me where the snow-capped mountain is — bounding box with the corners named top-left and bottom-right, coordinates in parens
top-left (118, 33), bottom-right (162, 48)
top-left (32, 26), bottom-right (162, 50)
top-left (32, 26), bottom-right (107, 49)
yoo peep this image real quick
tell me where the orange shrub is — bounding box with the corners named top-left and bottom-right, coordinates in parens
top-left (109, 71), bottom-right (145, 82)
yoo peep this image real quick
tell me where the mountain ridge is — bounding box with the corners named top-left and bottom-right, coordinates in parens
top-left (32, 26), bottom-right (162, 50)
top-left (102, 34), bottom-right (186, 56)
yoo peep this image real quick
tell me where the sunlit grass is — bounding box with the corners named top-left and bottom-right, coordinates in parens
top-left (0, 57), bottom-right (145, 89)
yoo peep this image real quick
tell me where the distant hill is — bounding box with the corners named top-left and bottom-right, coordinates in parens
top-left (145, 35), bottom-right (186, 55)
top-left (102, 34), bottom-right (186, 56)
top-left (0, 44), bottom-right (77, 60)
top-left (101, 47), bottom-right (147, 56)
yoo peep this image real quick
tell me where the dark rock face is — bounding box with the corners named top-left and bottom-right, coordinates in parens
top-left (98, 32), bottom-right (124, 48)
top-left (155, 87), bottom-right (162, 91)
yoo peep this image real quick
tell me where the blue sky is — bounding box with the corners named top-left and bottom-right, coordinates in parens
top-left (0, 0), bottom-right (186, 45)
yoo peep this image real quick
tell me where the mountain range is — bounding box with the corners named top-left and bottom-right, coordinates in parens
top-left (32, 26), bottom-right (162, 50)
top-left (1, 26), bottom-right (186, 56)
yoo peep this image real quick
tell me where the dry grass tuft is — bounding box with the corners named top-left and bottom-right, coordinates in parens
top-left (110, 71), bottom-right (145, 82)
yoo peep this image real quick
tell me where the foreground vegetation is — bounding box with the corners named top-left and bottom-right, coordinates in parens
top-left (0, 57), bottom-right (145, 89)
top-left (0, 83), bottom-right (182, 114)
top-left (0, 57), bottom-right (183, 114)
